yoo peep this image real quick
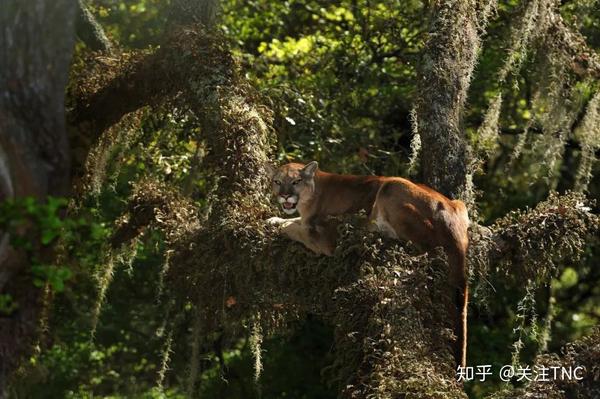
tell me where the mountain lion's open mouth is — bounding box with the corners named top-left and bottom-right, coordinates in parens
top-left (281, 199), bottom-right (298, 214)
top-left (282, 201), bottom-right (297, 210)
top-left (278, 194), bottom-right (299, 215)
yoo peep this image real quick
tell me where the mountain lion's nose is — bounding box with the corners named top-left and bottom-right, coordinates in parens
top-left (280, 194), bottom-right (291, 199)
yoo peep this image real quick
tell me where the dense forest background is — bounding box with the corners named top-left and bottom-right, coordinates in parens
top-left (1, 0), bottom-right (599, 398)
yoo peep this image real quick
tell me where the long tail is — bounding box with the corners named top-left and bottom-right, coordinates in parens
top-left (452, 248), bottom-right (469, 369)
top-left (458, 274), bottom-right (468, 368)
top-left (450, 200), bottom-right (469, 368)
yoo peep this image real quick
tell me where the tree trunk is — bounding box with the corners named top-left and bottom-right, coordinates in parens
top-left (416, 0), bottom-right (485, 200)
top-left (0, 0), bottom-right (75, 394)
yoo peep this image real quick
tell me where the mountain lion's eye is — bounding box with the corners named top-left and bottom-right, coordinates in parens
top-left (274, 180), bottom-right (281, 185)
top-left (292, 179), bottom-right (302, 185)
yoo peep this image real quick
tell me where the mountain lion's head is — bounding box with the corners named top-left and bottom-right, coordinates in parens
top-left (266, 161), bottom-right (318, 215)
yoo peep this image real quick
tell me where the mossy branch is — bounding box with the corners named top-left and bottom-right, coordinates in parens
top-left (88, 21), bottom-right (466, 394)
top-left (475, 192), bottom-right (599, 284)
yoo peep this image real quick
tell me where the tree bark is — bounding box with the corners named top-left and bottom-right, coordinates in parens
top-left (0, 0), bottom-right (75, 394)
top-left (416, 0), bottom-right (484, 200)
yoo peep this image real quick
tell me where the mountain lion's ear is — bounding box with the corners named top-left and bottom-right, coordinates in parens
top-left (264, 162), bottom-right (277, 179)
top-left (301, 161), bottom-right (318, 178)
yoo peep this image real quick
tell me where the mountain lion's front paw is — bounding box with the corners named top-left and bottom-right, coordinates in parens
top-left (266, 216), bottom-right (287, 225)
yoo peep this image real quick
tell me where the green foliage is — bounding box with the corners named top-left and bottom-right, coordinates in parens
top-left (91, 0), bottom-right (171, 48)
top-left (0, 197), bottom-right (109, 293)
top-left (31, 264), bottom-right (72, 291)
top-left (14, 230), bottom-right (177, 398)
top-left (0, 196), bottom-right (67, 249)
top-left (221, 0), bottom-right (424, 175)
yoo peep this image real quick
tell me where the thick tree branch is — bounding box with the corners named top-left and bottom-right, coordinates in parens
top-left (469, 192), bottom-right (599, 291)
top-left (69, 27), bottom-right (235, 150)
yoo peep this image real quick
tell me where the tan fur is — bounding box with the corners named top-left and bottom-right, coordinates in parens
top-left (267, 161), bottom-right (470, 367)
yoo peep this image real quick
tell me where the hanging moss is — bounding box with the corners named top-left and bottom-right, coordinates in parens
top-left (515, 1), bottom-right (598, 188)
top-left (78, 121), bottom-right (113, 197)
top-left (90, 251), bottom-right (115, 340)
top-left (479, 0), bottom-right (598, 194)
top-left (249, 318), bottom-right (263, 383)
top-left (156, 249), bottom-right (174, 302)
top-left (156, 327), bottom-right (174, 392)
top-left (538, 286), bottom-right (557, 354)
top-left (574, 90), bottom-right (600, 192)
top-left (506, 116), bottom-right (534, 168)
top-left (475, 0), bottom-right (545, 162)
top-left (510, 282), bottom-right (539, 368)
top-left (407, 106), bottom-right (421, 177)
top-left (498, 0), bottom-right (547, 84)
top-left (476, 93), bottom-right (503, 158)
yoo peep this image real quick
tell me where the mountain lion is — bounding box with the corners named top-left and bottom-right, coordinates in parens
top-left (266, 161), bottom-right (470, 368)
